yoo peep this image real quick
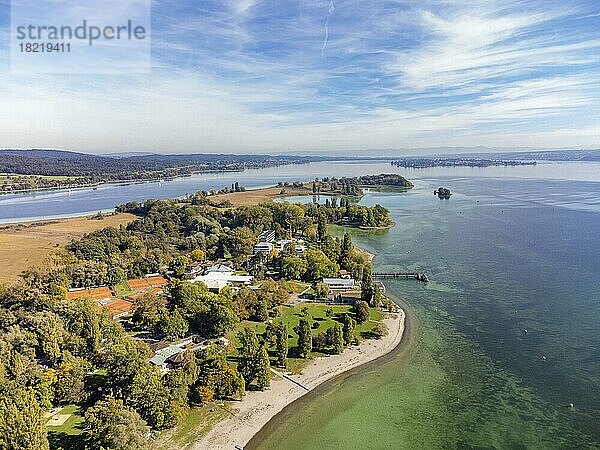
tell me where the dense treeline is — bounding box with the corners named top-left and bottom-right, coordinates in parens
top-left (0, 149), bottom-right (321, 185)
top-left (0, 175), bottom-right (93, 193)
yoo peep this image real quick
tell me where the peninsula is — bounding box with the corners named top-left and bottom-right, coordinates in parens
top-left (0, 175), bottom-right (409, 450)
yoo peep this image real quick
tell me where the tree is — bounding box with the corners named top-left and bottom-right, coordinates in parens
top-left (190, 248), bottom-right (205, 262)
top-left (246, 294), bottom-right (269, 322)
top-left (372, 283), bottom-right (384, 308)
top-left (353, 301), bottom-right (370, 324)
top-left (173, 284), bottom-right (238, 337)
top-left (341, 314), bottom-right (356, 346)
top-left (255, 345), bottom-right (271, 390)
top-left (171, 255), bottom-right (189, 276)
top-left (32, 312), bottom-right (63, 365)
top-left (128, 364), bottom-right (172, 429)
top-left (0, 383), bottom-right (49, 450)
top-left (314, 282), bottom-right (330, 300)
top-left (61, 297), bottom-right (101, 354)
top-left (237, 328), bottom-right (260, 385)
top-left (339, 232), bottom-right (353, 267)
top-left (361, 268), bottom-right (374, 305)
top-left (225, 226), bottom-right (256, 258)
top-left (162, 369), bottom-right (190, 427)
top-left (102, 337), bottom-right (150, 398)
top-left (280, 256), bottom-right (307, 280)
top-left (317, 214), bottom-right (327, 243)
top-left (304, 249), bottom-right (339, 281)
top-left (194, 347), bottom-right (244, 403)
top-left (295, 318), bottom-right (312, 358)
top-left (158, 308), bottom-right (189, 341)
top-left (327, 324), bottom-right (344, 355)
top-left (237, 329), bottom-right (270, 389)
top-left (54, 351), bottom-right (91, 405)
top-left (132, 292), bottom-right (166, 330)
top-left (320, 235), bottom-right (341, 263)
top-left (273, 322), bottom-right (288, 368)
top-left (83, 397), bottom-right (149, 450)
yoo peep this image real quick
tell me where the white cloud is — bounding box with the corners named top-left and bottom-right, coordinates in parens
top-left (0, 0), bottom-right (599, 153)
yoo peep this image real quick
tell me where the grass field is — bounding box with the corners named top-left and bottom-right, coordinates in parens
top-left (154, 405), bottom-right (234, 450)
top-left (114, 279), bottom-right (135, 297)
top-left (0, 213), bottom-right (136, 283)
top-left (229, 303), bottom-right (384, 373)
top-left (47, 405), bottom-right (85, 450)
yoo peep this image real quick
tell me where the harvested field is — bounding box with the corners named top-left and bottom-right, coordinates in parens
top-left (210, 185), bottom-right (311, 206)
top-left (0, 213), bottom-right (136, 283)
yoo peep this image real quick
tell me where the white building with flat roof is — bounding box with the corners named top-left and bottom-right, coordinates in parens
top-left (192, 272), bottom-right (254, 292)
top-left (322, 277), bottom-right (356, 290)
top-left (253, 242), bottom-right (274, 255)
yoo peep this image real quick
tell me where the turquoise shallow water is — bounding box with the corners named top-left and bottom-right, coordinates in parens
top-left (249, 172), bottom-right (600, 449)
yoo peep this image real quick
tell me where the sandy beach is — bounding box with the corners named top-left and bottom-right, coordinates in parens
top-left (195, 310), bottom-right (405, 450)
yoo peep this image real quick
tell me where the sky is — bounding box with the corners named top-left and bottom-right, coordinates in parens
top-left (0, 0), bottom-right (599, 155)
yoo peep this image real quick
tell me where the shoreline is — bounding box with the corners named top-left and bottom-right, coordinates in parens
top-left (193, 310), bottom-right (405, 450)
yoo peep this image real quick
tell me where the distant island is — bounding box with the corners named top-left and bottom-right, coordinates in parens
top-left (300, 174), bottom-right (414, 197)
top-left (391, 157), bottom-right (537, 169)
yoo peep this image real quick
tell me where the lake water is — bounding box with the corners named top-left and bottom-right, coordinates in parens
top-left (1, 160), bottom-right (599, 223)
top-left (248, 162), bottom-right (600, 449)
top-left (2, 160), bottom-right (599, 448)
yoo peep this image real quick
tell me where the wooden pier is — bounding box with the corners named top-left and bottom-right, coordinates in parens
top-left (373, 272), bottom-right (429, 282)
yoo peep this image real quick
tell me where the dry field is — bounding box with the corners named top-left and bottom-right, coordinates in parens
top-left (0, 213), bottom-right (136, 283)
top-left (211, 184), bottom-right (311, 206)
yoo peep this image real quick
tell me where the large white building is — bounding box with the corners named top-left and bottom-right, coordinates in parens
top-left (192, 271), bottom-right (253, 292)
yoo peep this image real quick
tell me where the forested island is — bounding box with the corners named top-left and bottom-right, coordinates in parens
top-left (0, 178), bottom-right (402, 449)
top-left (391, 157), bottom-right (537, 169)
top-left (299, 174), bottom-right (413, 198)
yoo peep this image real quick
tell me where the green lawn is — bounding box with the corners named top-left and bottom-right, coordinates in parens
top-left (154, 405), bottom-right (233, 450)
top-left (47, 405), bottom-right (85, 450)
top-left (289, 280), bottom-right (311, 293)
top-left (113, 280), bottom-right (134, 298)
top-left (228, 303), bottom-right (384, 374)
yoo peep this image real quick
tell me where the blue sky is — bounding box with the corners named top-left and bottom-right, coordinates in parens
top-left (0, 0), bottom-right (599, 154)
